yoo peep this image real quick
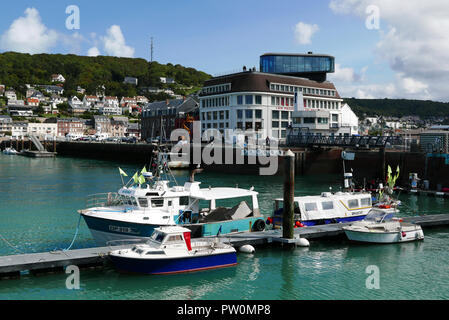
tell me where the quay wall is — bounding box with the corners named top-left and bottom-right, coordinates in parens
top-left (2, 140), bottom-right (447, 189)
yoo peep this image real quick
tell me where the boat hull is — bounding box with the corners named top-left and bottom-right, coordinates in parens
top-left (82, 213), bottom-right (263, 246)
top-left (82, 214), bottom-right (157, 246)
top-left (109, 252), bottom-right (237, 275)
top-left (344, 229), bottom-right (424, 243)
top-left (273, 214), bottom-right (367, 227)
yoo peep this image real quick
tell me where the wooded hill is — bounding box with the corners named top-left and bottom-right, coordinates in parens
top-left (0, 52), bottom-right (211, 99)
top-left (344, 98), bottom-right (449, 119)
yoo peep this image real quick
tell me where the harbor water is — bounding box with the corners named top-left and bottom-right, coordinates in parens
top-left (1, 154), bottom-right (449, 300)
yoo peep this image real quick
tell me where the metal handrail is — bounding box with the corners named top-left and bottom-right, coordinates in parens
top-left (86, 192), bottom-right (121, 209)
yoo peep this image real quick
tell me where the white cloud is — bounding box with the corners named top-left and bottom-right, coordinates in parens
top-left (329, 0), bottom-right (449, 101)
top-left (329, 64), bottom-right (367, 83)
top-left (0, 8), bottom-right (58, 54)
top-left (294, 22), bottom-right (319, 45)
top-left (101, 25), bottom-right (135, 58)
top-left (87, 47), bottom-right (101, 57)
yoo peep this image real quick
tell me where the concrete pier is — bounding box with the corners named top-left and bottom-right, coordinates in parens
top-left (1, 213), bottom-right (449, 279)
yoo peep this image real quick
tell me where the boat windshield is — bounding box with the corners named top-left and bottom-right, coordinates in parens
top-left (109, 195), bottom-right (138, 207)
top-left (150, 231), bottom-right (165, 243)
top-left (364, 209), bottom-right (394, 223)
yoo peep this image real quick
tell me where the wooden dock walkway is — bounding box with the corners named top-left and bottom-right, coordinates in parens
top-left (2, 213), bottom-right (449, 279)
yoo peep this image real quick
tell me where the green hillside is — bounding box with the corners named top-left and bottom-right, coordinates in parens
top-left (345, 98), bottom-right (449, 119)
top-left (0, 52), bottom-right (211, 99)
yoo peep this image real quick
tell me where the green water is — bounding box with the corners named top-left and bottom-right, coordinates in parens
top-left (1, 155), bottom-right (449, 300)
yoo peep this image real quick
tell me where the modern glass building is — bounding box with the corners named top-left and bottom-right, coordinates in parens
top-left (260, 53), bottom-right (335, 82)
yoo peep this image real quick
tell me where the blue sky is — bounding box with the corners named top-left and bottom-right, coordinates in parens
top-left (1, 0), bottom-right (448, 101)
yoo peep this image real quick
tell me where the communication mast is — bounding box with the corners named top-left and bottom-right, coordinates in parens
top-left (150, 37), bottom-right (154, 62)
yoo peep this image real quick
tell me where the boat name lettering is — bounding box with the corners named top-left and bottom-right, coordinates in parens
top-left (109, 225), bottom-right (140, 235)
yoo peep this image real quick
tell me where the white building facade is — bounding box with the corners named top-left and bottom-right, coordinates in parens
top-left (199, 71), bottom-right (343, 141)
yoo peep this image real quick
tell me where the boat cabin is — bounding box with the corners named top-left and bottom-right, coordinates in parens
top-left (274, 192), bottom-right (373, 222)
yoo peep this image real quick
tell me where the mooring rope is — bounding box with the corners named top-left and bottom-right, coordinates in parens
top-left (62, 215), bottom-right (82, 252)
top-left (0, 233), bottom-right (24, 254)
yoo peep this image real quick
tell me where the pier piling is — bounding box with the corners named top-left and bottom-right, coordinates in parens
top-left (282, 150), bottom-right (295, 242)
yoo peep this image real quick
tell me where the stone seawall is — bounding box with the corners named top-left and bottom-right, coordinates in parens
top-left (4, 140), bottom-right (444, 189)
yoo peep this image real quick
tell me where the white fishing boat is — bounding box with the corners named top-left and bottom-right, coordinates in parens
top-left (343, 209), bottom-right (424, 244)
top-left (78, 153), bottom-right (266, 246)
top-left (109, 226), bottom-right (237, 275)
top-left (2, 147), bottom-right (18, 155)
top-left (270, 191), bottom-right (375, 227)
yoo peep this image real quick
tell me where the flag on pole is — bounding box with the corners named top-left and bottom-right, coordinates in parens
top-left (138, 174), bottom-right (146, 185)
top-left (132, 172), bottom-right (139, 184)
top-left (141, 166), bottom-right (148, 174)
top-left (119, 167), bottom-right (128, 177)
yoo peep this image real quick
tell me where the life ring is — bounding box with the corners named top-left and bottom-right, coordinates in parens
top-left (252, 219), bottom-right (266, 232)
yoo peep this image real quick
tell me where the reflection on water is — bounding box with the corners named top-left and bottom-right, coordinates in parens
top-left (1, 155), bottom-right (449, 300)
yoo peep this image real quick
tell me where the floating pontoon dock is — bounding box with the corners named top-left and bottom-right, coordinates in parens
top-left (1, 214), bottom-right (449, 279)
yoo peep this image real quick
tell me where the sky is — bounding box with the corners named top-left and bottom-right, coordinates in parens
top-left (1, 0), bottom-right (449, 102)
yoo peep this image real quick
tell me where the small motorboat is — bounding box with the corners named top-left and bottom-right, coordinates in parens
top-left (2, 147), bottom-right (18, 155)
top-left (109, 226), bottom-right (237, 275)
top-left (343, 209), bottom-right (424, 244)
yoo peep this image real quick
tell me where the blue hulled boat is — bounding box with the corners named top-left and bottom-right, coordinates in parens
top-left (109, 226), bottom-right (237, 275)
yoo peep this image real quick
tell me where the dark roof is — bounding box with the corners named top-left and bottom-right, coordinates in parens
top-left (143, 97), bottom-right (199, 115)
top-left (201, 71), bottom-right (340, 98)
top-left (261, 52), bottom-right (335, 58)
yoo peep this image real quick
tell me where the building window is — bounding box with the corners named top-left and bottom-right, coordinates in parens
top-left (304, 117), bottom-right (315, 124)
top-left (281, 122), bottom-right (289, 128)
top-left (225, 110), bottom-right (229, 119)
top-left (255, 110), bottom-right (262, 119)
top-left (245, 110), bottom-right (253, 119)
top-left (317, 118), bottom-right (329, 124)
top-left (245, 122), bottom-right (253, 130)
top-left (272, 111), bottom-right (279, 119)
top-left (281, 111), bottom-right (289, 120)
top-left (213, 111), bottom-right (218, 120)
top-left (245, 95), bottom-right (253, 105)
top-left (272, 121), bottom-right (279, 128)
top-left (255, 122), bottom-right (262, 131)
top-left (237, 96), bottom-right (243, 105)
top-left (271, 96), bottom-right (276, 105)
top-left (237, 110), bottom-right (243, 119)
top-left (255, 95), bottom-right (262, 105)
top-left (237, 122), bottom-right (243, 129)
top-left (332, 114), bottom-right (339, 122)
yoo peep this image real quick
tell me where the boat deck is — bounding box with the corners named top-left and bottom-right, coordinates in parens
top-left (1, 213), bottom-right (449, 279)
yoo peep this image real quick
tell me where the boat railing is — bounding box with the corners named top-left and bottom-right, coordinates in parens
top-left (106, 239), bottom-right (147, 249)
top-left (86, 192), bottom-right (121, 209)
top-left (191, 239), bottom-right (231, 249)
